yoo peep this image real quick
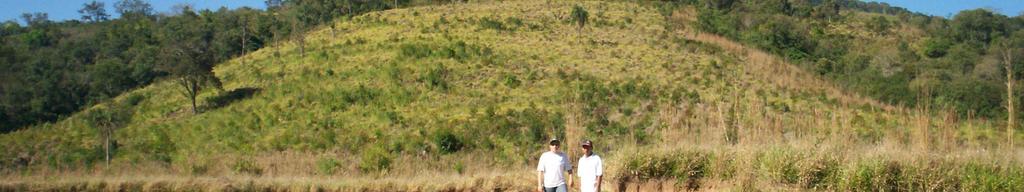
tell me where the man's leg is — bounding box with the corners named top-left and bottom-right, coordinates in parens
top-left (555, 184), bottom-right (568, 192)
top-left (544, 186), bottom-right (557, 192)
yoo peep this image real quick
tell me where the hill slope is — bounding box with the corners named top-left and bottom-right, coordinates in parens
top-left (2, 1), bottom-right (1021, 191)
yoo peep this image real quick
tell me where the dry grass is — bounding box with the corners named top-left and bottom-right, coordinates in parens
top-left (0, 173), bottom-right (534, 192)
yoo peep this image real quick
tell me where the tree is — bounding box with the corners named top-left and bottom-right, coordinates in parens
top-left (1000, 37), bottom-right (1022, 148)
top-left (758, 0), bottom-right (792, 15)
top-left (265, 0), bottom-right (284, 9)
top-left (951, 9), bottom-right (1007, 43)
top-left (79, 1), bottom-right (110, 23)
top-left (158, 9), bottom-right (221, 114)
top-left (867, 15), bottom-right (892, 35)
top-left (20, 12), bottom-right (49, 27)
top-left (570, 5), bottom-right (588, 40)
top-left (114, 0), bottom-right (153, 18)
top-left (85, 103), bottom-right (132, 167)
top-left (812, 0), bottom-right (840, 22)
top-left (701, 0), bottom-right (736, 10)
top-left (88, 58), bottom-right (134, 98)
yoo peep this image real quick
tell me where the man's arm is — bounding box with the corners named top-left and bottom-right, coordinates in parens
top-left (567, 169), bottom-right (574, 189)
top-left (537, 171), bottom-right (544, 192)
top-left (596, 157), bottom-right (603, 191)
top-left (564, 155), bottom-right (574, 189)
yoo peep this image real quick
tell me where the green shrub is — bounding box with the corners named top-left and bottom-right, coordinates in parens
top-left (433, 16), bottom-right (448, 29)
top-left (961, 163), bottom-right (1024, 191)
top-left (341, 84), bottom-right (380, 105)
top-left (624, 153), bottom-right (679, 181)
top-left (432, 130), bottom-right (463, 154)
top-left (674, 151), bottom-right (712, 190)
top-left (502, 73), bottom-right (521, 88)
top-left (478, 17), bottom-right (506, 31)
top-left (188, 161), bottom-right (209, 175)
top-left (844, 160), bottom-right (907, 191)
top-left (921, 38), bottom-right (951, 58)
top-left (316, 157), bottom-right (341, 175)
top-left (866, 16), bottom-right (892, 35)
top-left (696, 8), bottom-right (739, 37)
top-left (846, 160), bottom-right (877, 191)
top-left (358, 145), bottom-right (393, 173)
top-left (877, 161), bottom-right (906, 192)
top-left (504, 17), bottom-right (523, 28)
top-left (570, 5), bottom-right (589, 32)
top-left (232, 158), bottom-right (263, 175)
top-left (399, 43), bottom-right (433, 58)
top-left (420, 63), bottom-right (450, 91)
top-left (454, 161), bottom-right (465, 174)
top-left (756, 148), bottom-right (801, 184)
top-left (123, 93), bottom-right (145, 106)
top-left (799, 156), bottom-right (840, 190)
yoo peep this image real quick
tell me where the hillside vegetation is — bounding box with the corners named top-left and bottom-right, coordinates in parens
top-left (2, 1), bottom-right (1023, 191)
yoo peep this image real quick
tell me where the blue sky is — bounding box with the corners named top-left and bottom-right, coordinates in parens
top-left (867, 0), bottom-right (1023, 18)
top-left (0, 0), bottom-right (266, 24)
top-left (0, 1), bottom-right (1021, 24)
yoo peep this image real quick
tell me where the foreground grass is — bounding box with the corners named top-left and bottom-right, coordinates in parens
top-left (0, 173), bottom-right (533, 191)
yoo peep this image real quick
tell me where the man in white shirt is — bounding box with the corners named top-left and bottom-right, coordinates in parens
top-left (576, 140), bottom-right (603, 192)
top-left (537, 138), bottom-right (573, 192)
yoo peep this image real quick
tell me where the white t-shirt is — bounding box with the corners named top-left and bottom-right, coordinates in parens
top-left (536, 151), bottom-right (572, 188)
top-left (577, 153), bottom-right (603, 192)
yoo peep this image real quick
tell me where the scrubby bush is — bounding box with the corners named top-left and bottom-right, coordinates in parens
top-left (316, 157), bottom-right (341, 175)
top-left (799, 156), bottom-right (840, 190)
top-left (502, 73), bottom-right (521, 88)
top-left (432, 129), bottom-right (463, 154)
top-left (696, 8), bottom-right (739, 37)
top-left (399, 43), bottom-right (433, 58)
top-left (961, 163), bottom-right (1024, 191)
top-left (866, 16), bottom-right (892, 35)
top-left (123, 93), bottom-right (146, 106)
top-left (358, 145), bottom-right (393, 173)
top-left (621, 150), bottom-right (713, 190)
top-left (842, 160), bottom-right (908, 191)
top-left (478, 16), bottom-right (506, 31)
top-left (570, 5), bottom-right (589, 33)
top-left (756, 147), bottom-right (801, 184)
top-left (624, 153), bottom-right (679, 181)
top-left (674, 151), bottom-right (712, 190)
top-left (232, 158), bottom-right (263, 175)
top-left (419, 63), bottom-right (449, 91)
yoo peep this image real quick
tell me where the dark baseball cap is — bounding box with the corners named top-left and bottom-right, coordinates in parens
top-left (581, 140), bottom-right (593, 147)
top-left (549, 138), bottom-right (560, 145)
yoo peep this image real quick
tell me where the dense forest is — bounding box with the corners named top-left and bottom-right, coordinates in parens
top-left (0, 0), bottom-right (442, 133)
top-left (688, 0), bottom-right (1024, 118)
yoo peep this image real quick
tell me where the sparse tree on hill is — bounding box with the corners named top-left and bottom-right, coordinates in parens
top-left (158, 8), bottom-right (222, 114)
top-left (1001, 39), bottom-right (1021, 148)
top-left (85, 103), bottom-right (132, 167)
top-left (20, 12), bottom-right (49, 27)
top-left (79, 1), bottom-right (110, 23)
top-left (571, 5), bottom-right (588, 41)
top-left (114, 0), bottom-right (154, 17)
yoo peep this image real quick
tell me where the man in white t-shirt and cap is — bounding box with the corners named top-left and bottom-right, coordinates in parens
top-left (537, 138), bottom-right (572, 192)
top-left (576, 140), bottom-right (603, 192)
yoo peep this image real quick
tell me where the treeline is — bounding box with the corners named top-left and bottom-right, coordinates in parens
top-left (678, 0), bottom-right (1024, 118)
top-left (0, 0), bottom-right (447, 133)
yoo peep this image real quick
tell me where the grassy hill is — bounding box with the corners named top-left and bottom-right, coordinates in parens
top-left (2, 1), bottom-right (1022, 191)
